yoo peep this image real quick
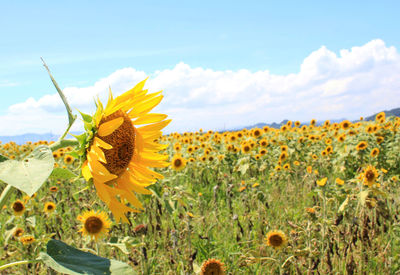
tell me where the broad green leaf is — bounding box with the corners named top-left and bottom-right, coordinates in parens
top-left (39, 239), bottom-right (136, 275)
top-left (50, 167), bottom-right (77, 180)
top-left (0, 145), bottom-right (54, 196)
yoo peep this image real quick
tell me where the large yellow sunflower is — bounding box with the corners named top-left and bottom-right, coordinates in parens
top-left (78, 79), bottom-right (171, 223)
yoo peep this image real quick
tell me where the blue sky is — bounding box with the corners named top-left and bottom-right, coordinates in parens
top-left (1, 1), bottom-right (400, 135)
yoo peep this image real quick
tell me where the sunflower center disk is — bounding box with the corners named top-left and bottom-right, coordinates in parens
top-left (269, 235), bottom-right (283, 246)
top-left (13, 202), bottom-right (23, 212)
top-left (98, 110), bottom-right (135, 175)
top-left (85, 216), bottom-right (104, 234)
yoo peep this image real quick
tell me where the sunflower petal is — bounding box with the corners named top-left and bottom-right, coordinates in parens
top-left (98, 117), bottom-right (124, 137)
top-left (94, 137), bottom-right (112, 149)
top-left (133, 113), bottom-right (168, 125)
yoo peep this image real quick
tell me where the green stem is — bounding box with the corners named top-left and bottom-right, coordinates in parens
top-left (0, 185), bottom-right (13, 210)
top-left (0, 260), bottom-right (40, 271)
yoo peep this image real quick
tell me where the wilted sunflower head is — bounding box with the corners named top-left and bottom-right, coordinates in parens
top-left (77, 210), bottom-right (111, 241)
top-left (362, 165), bottom-right (379, 187)
top-left (76, 79), bottom-right (170, 223)
top-left (265, 230), bottom-right (288, 249)
top-left (200, 258), bottom-right (226, 275)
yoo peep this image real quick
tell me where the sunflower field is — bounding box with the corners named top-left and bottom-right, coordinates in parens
top-left (0, 75), bottom-right (400, 274)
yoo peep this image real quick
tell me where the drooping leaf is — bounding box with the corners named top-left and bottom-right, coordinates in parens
top-left (0, 145), bottom-right (54, 196)
top-left (39, 239), bottom-right (136, 275)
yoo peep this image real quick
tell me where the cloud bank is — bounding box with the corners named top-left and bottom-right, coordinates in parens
top-left (1, 39), bottom-right (399, 135)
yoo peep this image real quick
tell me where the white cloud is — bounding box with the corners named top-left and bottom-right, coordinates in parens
top-left (1, 39), bottom-right (400, 135)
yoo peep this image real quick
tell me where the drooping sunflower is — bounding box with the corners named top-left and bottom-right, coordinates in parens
top-left (77, 210), bottom-right (112, 241)
top-left (200, 258), bottom-right (226, 275)
top-left (78, 79), bottom-right (170, 222)
top-left (362, 165), bottom-right (379, 187)
top-left (265, 230), bottom-right (288, 249)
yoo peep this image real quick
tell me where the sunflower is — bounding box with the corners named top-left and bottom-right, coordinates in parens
top-left (265, 230), bottom-right (288, 249)
top-left (362, 165), bottom-right (379, 187)
top-left (64, 155), bottom-right (74, 165)
top-left (13, 228), bottom-right (24, 238)
top-left (20, 235), bottom-right (35, 245)
top-left (335, 178), bottom-right (344, 185)
top-left (78, 79), bottom-right (170, 223)
top-left (316, 177), bottom-right (328, 186)
top-left (341, 120), bottom-right (351, 130)
top-left (200, 258), bottom-right (226, 275)
top-left (44, 202), bottom-right (56, 213)
top-left (77, 210), bottom-right (112, 241)
top-left (241, 143), bottom-right (251, 154)
top-left (171, 154), bottom-right (186, 171)
top-left (12, 200), bottom-right (25, 216)
top-left (356, 141), bottom-right (368, 151)
top-left (370, 148), bottom-right (379, 157)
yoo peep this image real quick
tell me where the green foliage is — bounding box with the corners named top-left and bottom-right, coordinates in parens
top-left (40, 239), bottom-right (136, 275)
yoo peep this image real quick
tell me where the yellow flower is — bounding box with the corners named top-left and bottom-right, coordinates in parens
top-left (362, 165), bottom-right (379, 187)
top-left (356, 141), bottom-right (368, 151)
top-left (77, 210), bottom-right (112, 241)
top-left (11, 200), bottom-right (25, 216)
top-left (64, 155), bottom-right (74, 165)
top-left (335, 178), bottom-right (344, 185)
top-left (44, 202), bottom-right (56, 213)
top-left (20, 235), bottom-right (35, 245)
top-left (200, 258), bottom-right (226, 275)
top-left (80, 79), bottom-right (170, 223)
top-left (306, 166), bottom-right (312, 174)
top-left (265, 230), bottom-right (288, 249)
top-left (317, 177), bottom-right (327, 186)
top-left (171, 154), bottom-right (187, 171)
top-left (370, 148), bottom-right (379, 157)
top-left (252, 183), bottom-right (260, 188)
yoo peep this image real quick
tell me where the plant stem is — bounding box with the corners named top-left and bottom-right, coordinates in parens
top-left (0, 260), bottom-right (40, 272)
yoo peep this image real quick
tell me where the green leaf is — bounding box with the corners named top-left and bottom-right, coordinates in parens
top-left (50, 168), bottom-right (77, 180)
top-left (39, 239), bottom-right (136, 275)
top-left (79, 111), bottom-right (93, 123)
top-left (0, 154), bottom-right (8, 163)
top-left (0, 145), bottom-right (54, 196)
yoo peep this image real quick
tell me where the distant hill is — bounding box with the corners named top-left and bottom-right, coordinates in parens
top-left (0, 132), bottom-right (80, 145)
top-left (364, 107), bottom-right (400, 121)
top-left (1, 108), bottom-right (399, 143)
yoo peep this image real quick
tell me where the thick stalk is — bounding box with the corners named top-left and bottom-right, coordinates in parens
top-left (0, 260), bottom-right (40, 272)
top-left (0, 185), bottom-right (13, 210)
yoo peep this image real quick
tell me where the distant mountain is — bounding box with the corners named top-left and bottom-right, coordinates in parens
top-left (1, 108), bottom-right (399, 143)
top-left (0, 132), bottom-right (81, 145)
top-left (364, 107), bottom-right (400, 121)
